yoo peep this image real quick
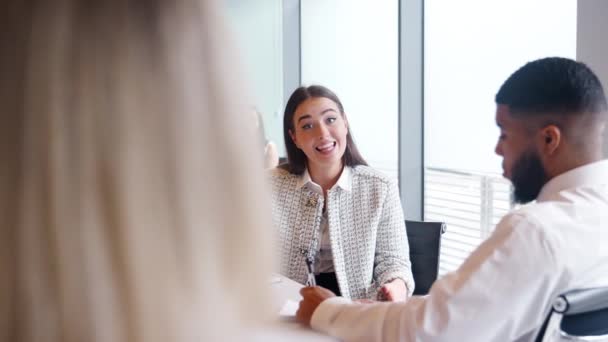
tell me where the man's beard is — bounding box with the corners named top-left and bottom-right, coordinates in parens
top-left (510, 149), bottom-right (549, 204)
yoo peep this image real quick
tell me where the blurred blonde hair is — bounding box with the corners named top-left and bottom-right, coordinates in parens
top-left (0, 1), bottom-right (273, 341)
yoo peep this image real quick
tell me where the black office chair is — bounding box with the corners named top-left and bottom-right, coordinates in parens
top-left (535, 287), bottom-right (608, 341)
top-left (405, 220), bottom-right (446, 295)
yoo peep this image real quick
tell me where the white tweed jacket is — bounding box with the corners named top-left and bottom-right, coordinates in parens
top-left (269, 165), bottom-right (414, 299)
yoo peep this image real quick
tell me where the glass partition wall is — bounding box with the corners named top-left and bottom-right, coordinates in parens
top-left (224, 0), bottom-right (285, 155)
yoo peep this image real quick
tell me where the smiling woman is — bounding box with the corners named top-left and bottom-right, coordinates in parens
top-left (289, 96), bottom-right (350, 186)
top-left (269, 85), bottom-right (415, 301)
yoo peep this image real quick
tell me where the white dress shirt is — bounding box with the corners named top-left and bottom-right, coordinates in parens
top-left (310, 160), bottom-right (608, 342)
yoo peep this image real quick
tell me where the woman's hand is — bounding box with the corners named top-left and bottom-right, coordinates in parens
top-left (379, 278), bottom-right (408, 302)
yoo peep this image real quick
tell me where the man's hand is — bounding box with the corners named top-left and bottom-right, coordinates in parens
top-left (379, 278), bottom-right (408, 302)
top-left (295, 286), bottom-right (336, 326)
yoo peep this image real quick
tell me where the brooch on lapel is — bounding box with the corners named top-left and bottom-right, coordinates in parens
top-left (305, 196), bottom-right (317, 208)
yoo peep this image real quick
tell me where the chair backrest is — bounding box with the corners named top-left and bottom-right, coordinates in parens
top-left (405, 220), bottom-right (446, 295)
top-left (536, 287), bottom-right (608, 341)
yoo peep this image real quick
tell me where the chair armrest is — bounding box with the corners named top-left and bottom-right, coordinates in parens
top-left (554, 287), bottom-right (608, 315)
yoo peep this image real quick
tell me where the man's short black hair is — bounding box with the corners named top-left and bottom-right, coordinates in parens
top-left (495, 57), bottom-right (607, 115)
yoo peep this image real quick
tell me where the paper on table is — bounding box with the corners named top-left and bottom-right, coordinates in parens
top-left (279, 299), bottom-right (299, 317)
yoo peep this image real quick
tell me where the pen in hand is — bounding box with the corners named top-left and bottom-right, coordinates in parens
top-left (305, 256), bottom-right (316, 287)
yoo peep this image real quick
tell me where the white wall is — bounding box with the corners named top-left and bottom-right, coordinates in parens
top-left (577, 0), bottom-right (608, 155)
top-left (300, 0), bottom-right (399, 177)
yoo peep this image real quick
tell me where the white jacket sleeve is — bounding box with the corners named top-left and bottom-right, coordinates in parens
top-left (310, 212), bottom-right (564, 342)
top-left (373, 179), bottom-right (414, 296)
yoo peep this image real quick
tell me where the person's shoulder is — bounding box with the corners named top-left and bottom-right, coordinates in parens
top-left (507, 201), bottom-right (562, 224)
top-left (351, 165), bottom-right (394, 185)
top-left (264, 141), bottom-right (279, 169)
top-left (504, 199), bottom-right (588, 238)
top-left (268, 165), bottom-right (300, 187)
top-left (494, 205), bottom-right (561, 262)
top-left (268, 165), bottom-right (291, 178)
top-left (498, 205), bottom-right (542, 227)
top-left (495, 203), bottom-right (556, 241)
top-left (265, 140), bottom-right (278, 150)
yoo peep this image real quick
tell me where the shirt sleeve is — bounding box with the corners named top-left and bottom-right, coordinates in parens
top-left (373, 178), bottom-right (415, 297)
top-left (311, 212), bottom-right (564, 341)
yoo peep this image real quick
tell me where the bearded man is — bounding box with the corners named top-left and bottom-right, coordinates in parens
top-left (296, 57), bottom-right (608, 342)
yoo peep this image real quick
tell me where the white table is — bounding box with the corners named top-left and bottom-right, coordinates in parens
top-left (257, 274), bottom-right (339, 341)
top-left (271, 273), bottom-right (306, 308)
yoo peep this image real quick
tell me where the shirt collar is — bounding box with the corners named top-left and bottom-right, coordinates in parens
top-left (537, 159), bottom-right (608, 202)
top-left (296, 166), bottom-right (353, 194)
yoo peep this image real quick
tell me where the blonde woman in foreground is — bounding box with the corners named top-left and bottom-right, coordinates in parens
top-left (0, 1), bottom-right (276, 341)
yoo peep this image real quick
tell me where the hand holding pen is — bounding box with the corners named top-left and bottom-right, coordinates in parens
top-left (297, 256), bottom-right (339, 326)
